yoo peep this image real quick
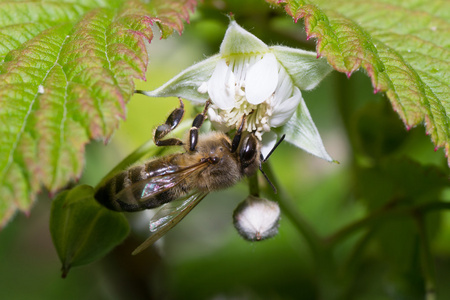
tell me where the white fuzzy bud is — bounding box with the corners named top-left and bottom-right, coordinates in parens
top-left (233, 195), bottom-right (280, 241)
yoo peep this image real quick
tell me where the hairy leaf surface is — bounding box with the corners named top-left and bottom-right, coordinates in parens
top-left (271, 0), bottom-right (449, 163)
top-left (0, 0), bottom-right (197, 227)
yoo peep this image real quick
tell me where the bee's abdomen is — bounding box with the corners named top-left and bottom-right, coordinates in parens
top-left (94, 179), bottom-right (120, 211)
top-left (94, 170), bottom-right (136, 211)
top-left (95, 157), bottom-right (186, 212)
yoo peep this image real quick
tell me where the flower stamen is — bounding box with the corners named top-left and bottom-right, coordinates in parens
top-left (213, 93), bottom-right (273, 140)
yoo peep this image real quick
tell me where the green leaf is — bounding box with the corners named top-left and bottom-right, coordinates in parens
top-left (50, 184), bottom-right (129, 278)
top-left (271, 0), bottom-right (450, 164)
top-left (0, 0), bottom-right (198, 227)
top-left (148, 0), bottom-right (198, 38)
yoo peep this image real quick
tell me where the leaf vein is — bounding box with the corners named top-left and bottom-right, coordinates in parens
top-left (0, 34), bottom-right (70, 185)
top-left (51, 62), bottom-right (70, 187)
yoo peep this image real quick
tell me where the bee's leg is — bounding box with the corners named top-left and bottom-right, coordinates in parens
top-left (231, 115), bottom-right (246, 153)
top-left (154, 98), bottom-right (185, 147)
top-left (189, 100), bottom-right (211, 151)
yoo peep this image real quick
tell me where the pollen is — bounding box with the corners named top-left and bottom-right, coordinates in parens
top-left (209, 90), bottom-right (273, 140)
top-left (204, 54), bottom-right (274, 139)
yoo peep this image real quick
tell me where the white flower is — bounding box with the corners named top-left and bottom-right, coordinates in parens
top-left (139, 21), bottom-right (334, 162)
top-left (233, 195), bottom-right (280, 241)
top-left (202, 52), bottom-right (301, 144)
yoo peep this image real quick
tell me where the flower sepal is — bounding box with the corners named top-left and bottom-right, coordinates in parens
top-left (274, 97), bottom-right (335, 162)
top-left (138, 54), bottom-right (221, 104)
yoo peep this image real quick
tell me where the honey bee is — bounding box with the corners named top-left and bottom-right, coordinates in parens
top-left (94, 99), bottom-right (283, 255)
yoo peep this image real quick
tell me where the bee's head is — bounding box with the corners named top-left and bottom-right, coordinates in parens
top-left (238, 133), bottom-right (261, 176)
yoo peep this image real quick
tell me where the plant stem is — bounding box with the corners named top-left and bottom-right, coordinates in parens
top-left (248, 174), bottom-right (260, 197)
top-left (414, 212), bottom-right (437, 300)
top-left (326, 201), bottom-right (450, 247)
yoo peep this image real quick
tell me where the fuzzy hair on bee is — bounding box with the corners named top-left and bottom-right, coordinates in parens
top-left (94, 131), bottom-right (261, 212)
top-left (94, 99), bottom-right (280, 254)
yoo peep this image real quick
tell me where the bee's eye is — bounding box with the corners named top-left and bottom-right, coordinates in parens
top-left (239, 135), bottom-right (258, 166)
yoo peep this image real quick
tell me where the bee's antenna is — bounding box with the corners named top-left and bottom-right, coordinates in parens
top-left (259, 134), bottom-right (285, 194)
top-left (259, 165), bottom-right (277, 194)
top-left (261, 135), bottom-right (285, 163)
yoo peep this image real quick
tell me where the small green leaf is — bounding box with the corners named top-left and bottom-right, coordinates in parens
top-left (50, 184), bottom-right (129, 278)
top-left (272, 0), bottom-right (450, 165)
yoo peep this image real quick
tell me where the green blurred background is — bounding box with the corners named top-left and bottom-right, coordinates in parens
top-left (1, 1), bottom-right (449, 299)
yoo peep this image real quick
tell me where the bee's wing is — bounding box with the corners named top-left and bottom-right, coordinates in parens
top-left (132, 191), bottom-right (208, 255)
top-left (114, 160), bottom-right (208, 206)
top-left (149, 191), bottom-right (205, 232)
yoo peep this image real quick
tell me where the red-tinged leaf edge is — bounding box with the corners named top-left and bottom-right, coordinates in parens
top-left (269, 0), bottom-right (450, 165)
top-left (0, 0), bottom-right (199, 228)
top-left (148, 0), bottom-right (198, 38)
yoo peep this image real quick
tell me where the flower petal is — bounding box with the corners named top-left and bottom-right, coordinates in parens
top-left (280, 97), bottom-right (334, 162)
top-left (138, 54), bottom-right (221, 104)
top-left (208, 59), bottom-right (236, 110)
top-left (220, 21), bottom-right (269, 56)
top-left (245, 53), bottom-right (278, 105)
top-left (271, 87), bottom-right (302, 127)
top-left (260, 131), bottom-right (278, 160)
top-left (270, 46), bottom-right (332, 90)
top-left (271, 65), bottom-right (293, 108)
